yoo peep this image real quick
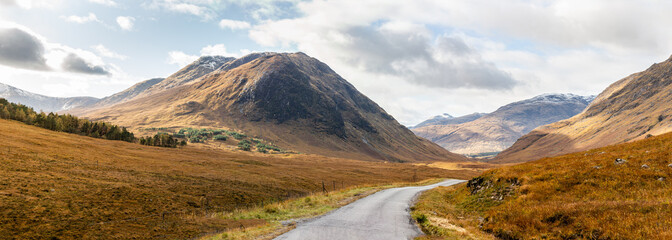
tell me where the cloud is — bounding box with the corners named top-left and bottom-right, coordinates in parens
top-left (0, 0), bottom-right (15, 6)
top-left (0, 28), bottom-right (50, 71)
top-left (0, 23), bottom-right (115, 77)
top-left (61, 53), bottom-right (110, 75)
top-left (168, 44), bottom-right (246, 67)
top-left (218, 19), bottom-right (251, 30)
top-left (167, 51), bottom-right (198, 66)
top-left (61, 13), bottom-right (100, 24)
top-left (0, 0), bottom-right (61, 8)
top-left (200, 44), bottom-right (234, 56)
top-left (251, 16), bottom-right (515, 90)
top-left (116, 16), bottom-right (135, 31)
top-left (144, 0), bottom-right (217, 20)
top-left (88, 0), bottom-right (116, 6)
top-left (92, 44), bottom-right (127, 60)
top-left (143, 0), bottom-right (300, 21)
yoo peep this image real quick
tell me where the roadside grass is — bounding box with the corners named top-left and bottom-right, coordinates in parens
top-left (413, 131), bottom-right (672, 239)
top-left (204, 179), bottom-right (446, 240)
top-left (412, 183), bottom-right (496, 240)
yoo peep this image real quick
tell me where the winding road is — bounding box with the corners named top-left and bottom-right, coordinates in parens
top-left (274, 179), bottom-right (466, 240)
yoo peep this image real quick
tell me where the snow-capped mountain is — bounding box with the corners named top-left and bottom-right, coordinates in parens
top-left (0, 82), bottom-right (98, 113)
top-left (412, 93), bottom-right (594, 156)
top-left (412, 112), bottom-right (486, 129)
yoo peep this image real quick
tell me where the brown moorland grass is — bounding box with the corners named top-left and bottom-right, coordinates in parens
top-left (0, 119), bottom-right (475, 239)
top-left (414, 131), bottom-right (672, 239)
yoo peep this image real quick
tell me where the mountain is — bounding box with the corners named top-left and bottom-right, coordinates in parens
top-left (92, 78), bottom-right (164, 107)
top-left (139, 55), bottom-right (236, 97)
top-left (411, 113), bottom-right (486, 129)
top-left (412, 94), bottom-right (594, 156)
top-left (0, 82), bottom-right (98, 112)
top-left (77, 56), bottom-right (237, 111)
top-left (77, 52), bottom-right (464, 162)
top-left (495, 55), bottom-right (672, 163)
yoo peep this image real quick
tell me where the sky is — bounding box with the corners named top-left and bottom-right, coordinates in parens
top-left (1, 0), bottom-right (672, 126)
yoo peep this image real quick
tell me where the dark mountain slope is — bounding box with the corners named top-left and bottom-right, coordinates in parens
top-left (81, 52), bottom-right (465, 162)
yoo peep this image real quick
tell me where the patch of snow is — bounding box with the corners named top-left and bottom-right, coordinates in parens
top-left (523, 93), bottom-right (595, 105)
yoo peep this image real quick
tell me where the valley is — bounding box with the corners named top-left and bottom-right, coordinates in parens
top-left (2, 3), bottom-right (671, 238)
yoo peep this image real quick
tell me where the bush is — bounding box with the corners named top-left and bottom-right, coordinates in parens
top-left (228, 131), bottom-right (247, 140)
top-left (238, 139), bottom-right (251, 151)
top-left (256, 143), bottom-right (283, 153)
top-left (213, 134), bottom-right (227, 141)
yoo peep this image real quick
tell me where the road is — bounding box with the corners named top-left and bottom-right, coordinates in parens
top-left (274, 179), bottom-right (466, 240)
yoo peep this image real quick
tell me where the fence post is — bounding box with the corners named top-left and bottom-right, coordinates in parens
top-left (322, 181), bottom-right (327, 194)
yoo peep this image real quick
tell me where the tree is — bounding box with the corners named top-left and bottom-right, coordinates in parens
top-left (0, 106), bottom-right (9, 119)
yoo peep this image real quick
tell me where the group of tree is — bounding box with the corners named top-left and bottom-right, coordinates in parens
top-left (138, 133), bottom-right (185, 148)
top-left (0, 98), bottom-right (186, 148)
top-left (0, 98), bottom-right (134, 142)
top-left (176, 128), bottom-right (247, 143)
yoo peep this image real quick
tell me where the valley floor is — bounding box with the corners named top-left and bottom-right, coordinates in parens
top-left (0, 119), bottom-right (477, 239)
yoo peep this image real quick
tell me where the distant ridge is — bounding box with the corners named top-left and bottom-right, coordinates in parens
top-left (412, 113), bottom-right (486, 129)
top-left (495, 55), bottom-right (672, 163)
top-left (0, 82), bottom-right (98, 113)
top-left (413, 93), bottom-right (593, 155)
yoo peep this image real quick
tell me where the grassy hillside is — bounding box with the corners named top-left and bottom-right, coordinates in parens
top-left (0, 119), bottom-right (473, 239)
top-left (414, 131), bottom-right (672, 239)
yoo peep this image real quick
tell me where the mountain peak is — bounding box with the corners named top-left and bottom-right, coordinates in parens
top-left (80, 52), bottom-right (463, 162)
top-left (194, 56), bottom-right (236, 70)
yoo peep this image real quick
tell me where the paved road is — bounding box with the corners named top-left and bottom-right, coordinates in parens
top-left (274, 179), bottom-right (466, 240)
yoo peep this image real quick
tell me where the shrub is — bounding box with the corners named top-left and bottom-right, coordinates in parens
top-left (228, 131), bottom-right (247, 140)
top-left (213, 134), bottom-right (227, 141)
top-left (238, 140), bottom-right (251, 151)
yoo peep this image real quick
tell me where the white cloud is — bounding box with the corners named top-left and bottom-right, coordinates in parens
top-left (167, 51), bottom-right (198, 66)
top-left (144, 0), bottom-right (217, 20)
top-left (200, 44), bottom-right (233, 56)
top-left (88, 0), bottom-right (116, 6)
top-left (168, 44), bottom-right (248, 67)
top-left (143, 0), bottom-right (301, 21)
top-left (92, 44), bottom-right (127, 60)
top-left (4, 0), bottom-right (61, 9)
top-left (0, 22), bottom-right (115, 84)
top-left (218, 19), bottom-right (251, 30)
top-left (61, 13), bottom-right (100, 24)
top-left (116, 16), bottom-right (135, 31)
